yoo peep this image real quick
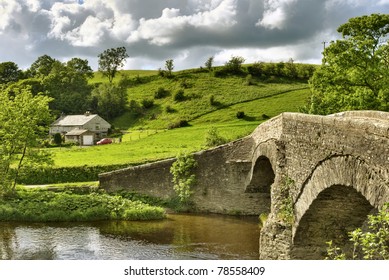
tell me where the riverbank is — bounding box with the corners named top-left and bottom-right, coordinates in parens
top-left (0, 186), bottom-right (166, 222)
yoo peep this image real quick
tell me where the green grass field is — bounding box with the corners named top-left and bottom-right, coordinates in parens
top-left (50, 85), bottom-right (310, 167)
top-left (46, 66), bottom-right (315, 168)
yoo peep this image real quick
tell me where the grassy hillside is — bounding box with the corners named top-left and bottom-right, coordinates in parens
top-left (112, 71), bottom-right (309, 130)
top-left (50, 66), bottom-right (313, 168)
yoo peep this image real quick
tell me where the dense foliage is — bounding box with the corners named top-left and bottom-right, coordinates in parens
top-left (0, 88), bottom-right (52, 196)
top-left (0, 188), bottom-right (165, 222)
top-left (306, 13), bottom-right (389, 114)
top-left (170, 152), bottom-right (197, 204)
top-left (98, 46), bottom-right (129, 83)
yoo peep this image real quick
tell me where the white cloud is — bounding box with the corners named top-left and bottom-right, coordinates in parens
top-left (128, 0), bottom-right (237, 46)
top-left (257, 0), bottom-right (298, 29)
top-left (0, 0), bottom-right (22, 31)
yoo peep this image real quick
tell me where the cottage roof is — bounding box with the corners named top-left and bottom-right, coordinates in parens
top-left (52, 114), bottom-right (99, 126)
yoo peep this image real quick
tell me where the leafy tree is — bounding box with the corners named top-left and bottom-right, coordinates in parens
top-left (28, 55), bottom-right (59, 78)
top-left (66, 58), bottom-right (94, 79)
top-left (5, 78), bottom-right (45, 96)
top-left (0, 62), bottom-right (22, 84)
top-left (42, 61), bottom-right (92, 115)
top-left (307, 13), bottom-right (389, 114)
top-left (326, 203), bottom-right (389, 260)
top-left (98, 47), bottom-right (129, 83)
top-left (165, 59), bottom-right (174, 78)
top-left (205, 56), bottom-right (214, 72)
top-left (224, 56), bottom-right (245, 74)
top-left (91, 83), bottom-right (127, 120)
top-left (0, 88), bottom-right (53, 196)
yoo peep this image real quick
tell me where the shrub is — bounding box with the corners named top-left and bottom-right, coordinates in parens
top-left (167, 119), bottom-right (189, 130)
top-left (141, 98), bottom-right (154, 109)
top-left (165, 105), bottom-right (176, 113)
top-left (16, 164), bottom-right (130, 185)
top-left (154, 87), bottom-right (170, 99)
top-left (262, 114), bottom-right (270, 120)
top-left (244, 74), bottom-right (255, 86)
top-left (236, 111), bottom-right (245, 119)
top-left (326, 203), bottom-right (389, 260)
top-left (174, 89), bottom-right (185, 102)
top-left (205, 127), bottom-right (227, 147)
top-left (170, 152), bottom-right (197, 204)
top-left (224, 56), bottom-right (246, 74)
top-left (53, 133), bottom-right (63, 146)
top-left (0, 189), bottom-right (166, 222)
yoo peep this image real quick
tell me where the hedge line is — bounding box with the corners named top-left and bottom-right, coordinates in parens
top-left (16, 164), bottom-right (131, 185)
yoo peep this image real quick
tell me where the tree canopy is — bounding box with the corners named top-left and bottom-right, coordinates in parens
top-left (98, 46), bottom-right (129, 83)
top-left (0, 62), bottom-right (22, 84)
top-left (0, 88), bottom-right (53, 195)
top-left (306, 13), bottom-right (389, 115)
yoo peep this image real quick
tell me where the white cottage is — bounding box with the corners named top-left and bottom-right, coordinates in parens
top-left (50, 112), bottom-right (111, 145)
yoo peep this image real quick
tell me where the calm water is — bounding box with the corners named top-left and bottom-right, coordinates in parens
top-left (0, 214), bottom-right (260, 260)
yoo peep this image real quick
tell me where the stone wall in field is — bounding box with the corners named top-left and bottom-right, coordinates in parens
top-left (99, 110), bottom-right (389, 259)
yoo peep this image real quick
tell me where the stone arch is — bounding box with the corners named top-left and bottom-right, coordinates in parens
top-left (245, 141), bottom-right (278, 194)
top-left (246, 156), bottom-right (275, 193)
top-left (291, 155), bottom-right (388, 259)
top-left (291, 185), bottom-right (374, 259)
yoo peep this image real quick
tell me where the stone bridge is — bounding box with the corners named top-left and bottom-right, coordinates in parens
top-left (99, 110), bottom-right (389, 259)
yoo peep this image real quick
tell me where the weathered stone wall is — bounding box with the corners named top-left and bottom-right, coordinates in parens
top-left (258, 111), bottom-right (389, 259)
top-left (99, 110), bottom-right (389, 260)
top-left (100, 137), bottom-right (271, 215)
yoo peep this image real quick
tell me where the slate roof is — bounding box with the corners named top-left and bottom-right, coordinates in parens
top-left (52, 114), bottom-right (98, 126)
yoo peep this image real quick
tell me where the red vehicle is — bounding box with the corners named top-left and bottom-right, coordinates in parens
top-left (96, 138), bottom-right (112, 145)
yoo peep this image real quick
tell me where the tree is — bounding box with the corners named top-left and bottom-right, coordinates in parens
top-left (28, 55), bottom-right (59, 78)
top-left (98, 47), bottom-right (129, 83)
top-left (165, 59), bottom-right (174, 78)
top-left (306, 14), bottom-right (389, 115)
top-left (205, 56), bottom-right (214, 72)
top-left (224, 56), bottom-right (245, 74)
top-left (66, 58), bottom-right (94, 79)
top-left (0, 62), bottom-right (22, 84)
top-left (42, 61), bottom-right (92, 115)
top-left (91, 83), bottom-right (127, 120)
top-left (0, 88), bottom-right (53, 196)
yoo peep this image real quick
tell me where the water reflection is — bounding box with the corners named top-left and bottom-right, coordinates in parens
top-left (0, 214), bottom-right (260, 260)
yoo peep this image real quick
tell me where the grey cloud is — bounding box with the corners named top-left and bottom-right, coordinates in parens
top-left (0, 0), bottom-right (388, 70)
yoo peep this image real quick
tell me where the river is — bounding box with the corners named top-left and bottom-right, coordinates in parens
top-left (0, 214), bottom-right (260, 260)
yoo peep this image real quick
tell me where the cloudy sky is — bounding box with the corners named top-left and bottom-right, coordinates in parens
top-left (1, 0), bottom-right (388, 71)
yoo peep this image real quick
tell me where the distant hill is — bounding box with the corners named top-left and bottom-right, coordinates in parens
top-left (90, 63), bottom-right (316, 131)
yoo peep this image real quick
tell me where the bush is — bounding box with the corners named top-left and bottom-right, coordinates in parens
top-left (141, 98), bottom-right (154, 109)
top-left (154, 87), bottom-right (170, 99)
top-left (167, 119), bottom-right (189, 130)
top-left (165, 105), bottom-right (176, 113)
top-left (205, 127), bottom-right (227, 147)
top-left (16, 164), bottom-right (131, 185)
top-left (262, 114), bottom-right (270, 120)
top-left (236, 111), bottom-right (245, 119)
top-left (170, 152), bottom-right (197, 204)
top-left (224, 56), bottom-right (246, 74)
top-left (0, 189), bottom-right (166, 222)
top-left (326, 203), bottom-right (389, 260)
top-left (174, 89), bottom-right (185, 102)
